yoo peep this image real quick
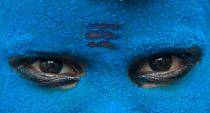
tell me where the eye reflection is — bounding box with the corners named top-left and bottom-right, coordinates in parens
top-left (9, 56), bottom-right (84, 89)
top-left (128, 48), bottom-right (201, 88)
top-left (148, 55), bottom-right (172, 72)
top-left (39, 59), bottom-right (63, 74)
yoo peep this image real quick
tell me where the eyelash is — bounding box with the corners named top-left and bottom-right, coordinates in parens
top-left (9, 56), bottom-right (84, 88)
top-left (9, 48), bottom-right (201, 89)
top-left (128, 48), bottom-right (201, 88)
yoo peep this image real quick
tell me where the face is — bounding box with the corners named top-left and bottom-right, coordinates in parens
top-left (1, 0), bottom-right (210, 113)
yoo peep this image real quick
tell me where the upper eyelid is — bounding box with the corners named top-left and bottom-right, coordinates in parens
top-left (128, 47), bottom-right (202, 65)
top-left (8, 52), bottom-right (90, 67)
top-left (9, 56), bottom-right (85, 72)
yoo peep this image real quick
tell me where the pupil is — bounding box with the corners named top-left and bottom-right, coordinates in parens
top-left (149, 55), bottom-right (172, 72)
top-left (39, 59), bottom-right (63, 74)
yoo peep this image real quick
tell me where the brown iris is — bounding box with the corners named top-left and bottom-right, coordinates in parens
top-left (149, 55), bottom-right (172, 72)
top-left (9, 56), bottom-right (84, 88)
top-left (128, 48), bottom-right (201, 88)
top-left (39, 59), bottom-right (63, 74)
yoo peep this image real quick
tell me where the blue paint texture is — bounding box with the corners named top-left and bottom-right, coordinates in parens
top-left (0, 0), bottom-right (210, 113)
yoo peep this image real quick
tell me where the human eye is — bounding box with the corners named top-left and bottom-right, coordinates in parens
top-left (9, 55), bottom-right (84, 89)
top-left (128, 48), bottom-right (201, 88)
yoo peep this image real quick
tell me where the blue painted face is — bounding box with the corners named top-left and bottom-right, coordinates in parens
top-left (1, 0), bottom-right (210, 113)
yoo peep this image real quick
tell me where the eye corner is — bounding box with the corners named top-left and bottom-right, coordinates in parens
top-left (184, 47), bottom-right (202, 63)
top-left (128, 47), bottom-right (202, 88)
top-left (8, 54), bottom-right (85, 89)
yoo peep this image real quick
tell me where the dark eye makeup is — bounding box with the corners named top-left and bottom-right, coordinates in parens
top-left (9, 56), bottom-right (84, 89)
top-left (128, 48), bottom-right (201, 88)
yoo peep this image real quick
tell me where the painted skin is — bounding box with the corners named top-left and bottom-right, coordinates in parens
top-left (0, 0), bottom-right (210, 113)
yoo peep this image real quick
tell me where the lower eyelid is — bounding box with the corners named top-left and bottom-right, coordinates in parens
top-left (19, 66), bottom-right (80, 86)
top-left (139, 66), bottom-right (188, 80)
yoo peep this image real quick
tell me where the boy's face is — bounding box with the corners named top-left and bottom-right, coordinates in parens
top-left (1, 0), bottom-right (210, 112)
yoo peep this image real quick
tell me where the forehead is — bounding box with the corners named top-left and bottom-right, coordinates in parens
top-left (0, 0), bottom-right (208, 59)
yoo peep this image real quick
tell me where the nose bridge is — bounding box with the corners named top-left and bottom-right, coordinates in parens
top-left (82, 64), bottom-right (137, 113)
top-left (85, 59), bottom-right (132, 94)
top-left (88, 61), bottom-right (128, 83)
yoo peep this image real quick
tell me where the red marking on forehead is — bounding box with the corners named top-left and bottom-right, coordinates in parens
top-left (88, 41), bottom-right (117, 49)
top-left (85, 23), bottom-right (121, 50)
top-left (85, 30), bottom-right (118, 39)
top-left (87, 23), bottom-right (121, 31)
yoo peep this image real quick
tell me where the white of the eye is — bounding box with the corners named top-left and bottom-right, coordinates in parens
top-left (60, 64), bottom-right (73, 73)
top-left (139, 56), bottom-right (182, 74)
